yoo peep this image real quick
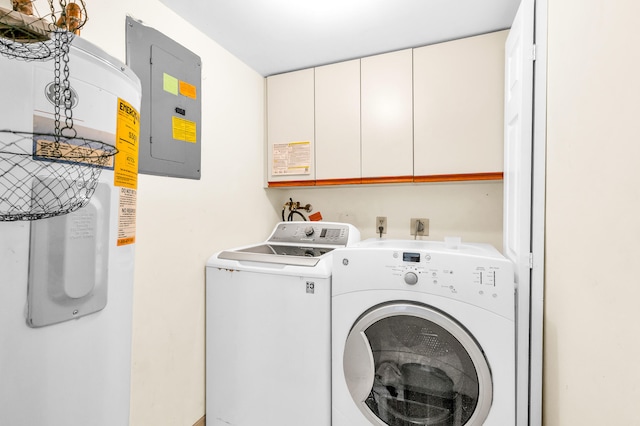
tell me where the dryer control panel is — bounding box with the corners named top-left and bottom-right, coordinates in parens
top-left (332, 240), bottom-right (516, 320)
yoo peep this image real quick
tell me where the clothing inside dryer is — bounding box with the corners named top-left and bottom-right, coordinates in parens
top-left (364, 315), bottom-right (481, 426)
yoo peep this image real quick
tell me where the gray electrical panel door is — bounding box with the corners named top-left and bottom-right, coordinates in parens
top-left (126, 16), bottom-right (201, 179)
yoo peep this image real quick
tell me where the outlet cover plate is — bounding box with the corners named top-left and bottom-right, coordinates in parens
top-left (410, 218), bottom-right (429, 236)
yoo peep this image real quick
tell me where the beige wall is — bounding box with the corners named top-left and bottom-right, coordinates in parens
top-left (269, 182), bottom-right (503, 249)
top-left (545, 0), bottom-right (640, 424)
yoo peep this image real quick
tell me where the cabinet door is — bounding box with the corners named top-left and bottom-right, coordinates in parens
top-left (414, 31), bottom-right (508, 176)
top-left (361, 49), bottom-right (413, 179)
top-left (267, 68), bottom-right (315, 183)
top-left (315, 59), bottom-right (361, 182)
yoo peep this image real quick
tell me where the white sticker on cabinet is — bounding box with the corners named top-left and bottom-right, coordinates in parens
top-left (272, 141), bottom-right (311, 175)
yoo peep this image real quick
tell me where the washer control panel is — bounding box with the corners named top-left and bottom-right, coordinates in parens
top-left (267, 222), bottom-right (357, 246)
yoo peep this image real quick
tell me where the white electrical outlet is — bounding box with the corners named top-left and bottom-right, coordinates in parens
top-left (410, 218), bottom-right (429, 236)
top-left (376, 216), bottom-right (387, 235)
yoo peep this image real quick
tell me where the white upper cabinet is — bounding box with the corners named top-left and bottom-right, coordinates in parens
top-left (413, 31), bottom-right (508, 176)
top-left (315, 59), bottom-right (361, 182)
top-left (361, 49), bottom-right (414, 179)
top-left (266, 68), bottom-right (315, 183)
top-left (266, 33), bottom-right (507, 186)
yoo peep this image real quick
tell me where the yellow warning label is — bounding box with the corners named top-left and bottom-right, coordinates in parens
top-left (114, 98), bottom-right (140, 189)
top-left (172, 116), bottom-right (197, 143)
top-left (179, 80), bottom-right (197, 99)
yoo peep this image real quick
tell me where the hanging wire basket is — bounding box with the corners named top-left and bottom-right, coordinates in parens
top-left (0, 0), bottom-right (87, 61)
top-left (0, 1), bottom-right (116, 221)
top-left (0, 130), bottom-right (118, 221)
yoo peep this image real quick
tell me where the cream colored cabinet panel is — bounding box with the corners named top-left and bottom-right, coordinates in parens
top-left (361, 49), bottom-right (413, 178)
top-left (267, 68), bottom-right (315, 182)
top-left (414, 31), bottom-right (508, 176)
top-left (315, 59), bottom-right (361, 181)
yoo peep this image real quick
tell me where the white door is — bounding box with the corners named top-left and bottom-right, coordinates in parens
top-left (361, 49), bottom-right (413, 179)
top-left (266, 68), bottom-right (315, 183)
top-left (413, 31), bottom-right (507, 177)
top-left (315, 59), bottom-right (361, 181)
top-left (503, 0), bottom-right (535, 425)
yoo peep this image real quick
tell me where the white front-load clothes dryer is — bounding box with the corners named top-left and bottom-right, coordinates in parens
top-left (331, 239), bottom-right (515, 426)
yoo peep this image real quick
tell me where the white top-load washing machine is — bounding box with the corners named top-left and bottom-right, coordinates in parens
top-left (206, 221), bottom-right (360, 426)
top-left (331, 239), bottom-right (515, 426)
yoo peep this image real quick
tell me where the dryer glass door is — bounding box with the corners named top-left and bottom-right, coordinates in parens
top-left (343, 302), bottom-right (492, 426)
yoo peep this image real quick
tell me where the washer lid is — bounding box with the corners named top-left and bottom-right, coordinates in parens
top-left (217, 243), bottom-right (334, 267)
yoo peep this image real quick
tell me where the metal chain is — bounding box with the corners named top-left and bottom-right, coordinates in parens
top-left (53, 29), bottom-right (61, 146)
top-left (49, 0), bottom-right (77, 146)
top-left (60, 30), bottom-right (74, 138)
top-left (48, 0), bottom-right (57, 21)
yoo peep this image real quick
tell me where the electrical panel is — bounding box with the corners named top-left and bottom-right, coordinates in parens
top-left (125, 16), bottom-right (201, 179)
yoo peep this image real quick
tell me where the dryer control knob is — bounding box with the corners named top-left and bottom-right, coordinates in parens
top-left (404, 272), bottom-right (418, 285)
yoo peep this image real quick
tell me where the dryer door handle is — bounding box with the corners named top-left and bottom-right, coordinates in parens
top-left (343, 330), bottom-right (375, 403)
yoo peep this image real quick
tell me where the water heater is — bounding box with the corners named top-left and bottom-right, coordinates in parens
top-left (0, 34), bottom-right (141, 425)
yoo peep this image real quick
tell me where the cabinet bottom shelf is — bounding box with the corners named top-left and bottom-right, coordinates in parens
top-left (268, 172), bottom-right (503, 187)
